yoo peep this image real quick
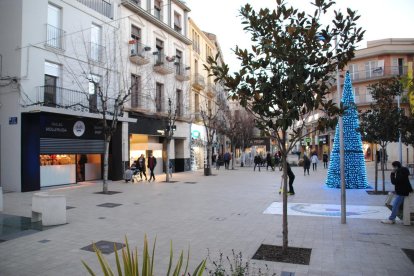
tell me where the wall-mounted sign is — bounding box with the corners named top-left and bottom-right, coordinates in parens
top-left (73, 121), bottom-right (86, 137)
top-left (9, 117), bottom-right (18, 125)
top-left (191, 130), bottom-right (200, 138)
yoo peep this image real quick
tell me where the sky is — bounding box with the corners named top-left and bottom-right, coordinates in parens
top-left (187, 0), bottom-right (414, 71)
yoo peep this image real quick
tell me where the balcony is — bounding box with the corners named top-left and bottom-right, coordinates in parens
top-left (345, 66), bottom-right (408, 84)
top-left (76, 0), bottom-right (113, 18)
top-left (45, 24), bottom-right (65, 50)
top-left (192, 74), bottom-right (205, 90)
top-left (206, 83), bottom-right (216, 98)
top-left (35, 85), bottom-right (116, 114)
top-left (153, 54), bottom-right (174, 75)
top-left (129, 41), bottom-right (151, 65)
top-left (174, 64), bottom-right (190, 81)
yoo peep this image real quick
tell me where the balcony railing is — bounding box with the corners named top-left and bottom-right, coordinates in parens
top-left (174, 64), bottom-right (190, 81)
top-left (346, 66), bottom-right (408, 84)
top-left (153, 53), bottom-right (174, 75)
top-left (45, 24), bottom-right (65, 50)
top-left (192, 73), bottom-right (205, 90)
top-left (76, 0), bottom-right (113, 18)
top-left (90, 42), bottom-right (105, 62)
top-left (129, 41), bottom-right (151, 65)
top-left (36, 85), bottom-right (116, 114)
top-left (206, 82), bottom-right (216, 98)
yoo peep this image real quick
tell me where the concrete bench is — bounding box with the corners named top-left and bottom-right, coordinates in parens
top-left (403, 193), bottom-right (414, 226)
top-left (385, 192), bottom-right (414, 225)
top-left (32, 192), bottom-right (66, 226)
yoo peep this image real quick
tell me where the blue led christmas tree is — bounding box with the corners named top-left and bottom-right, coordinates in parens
top-left (326, 71), bottom-right (369, 189)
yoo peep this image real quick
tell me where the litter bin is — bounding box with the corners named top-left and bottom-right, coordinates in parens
top-left (204, 165), bottom-right (211, 176)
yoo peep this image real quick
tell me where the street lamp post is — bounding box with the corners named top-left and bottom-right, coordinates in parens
top-left (335, 36), bottom-right (346, 224)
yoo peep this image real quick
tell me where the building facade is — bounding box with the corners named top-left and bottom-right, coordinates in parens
top-left (307, 38), bottom-right (414, 163)
top-left (0, 0), bottom-right (131, 192)
top-left (119, 0), bottom-right (192, 174)
top-left (188, 18), bottom-right (226, 170)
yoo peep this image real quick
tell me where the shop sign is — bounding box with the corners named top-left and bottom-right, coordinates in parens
top-left (40, 114), bottom-right (104, 139)
top-left (191, 130), bottom-right (200, 139)
top-left (319, 135), bottom-right (327, 144)
top-left (251, 138), bottom-right (266, 145)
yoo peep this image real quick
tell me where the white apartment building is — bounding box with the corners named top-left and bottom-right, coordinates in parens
top-left (118, 0), bottom-right (192, 174)
top-left (0, 0), bottom-right (132, 192)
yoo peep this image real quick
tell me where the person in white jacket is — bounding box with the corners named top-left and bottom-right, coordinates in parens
top-left (311, 153), bottom-right (319, 171)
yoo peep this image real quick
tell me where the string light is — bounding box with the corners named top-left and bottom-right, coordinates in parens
top-left (326, 71), bottom-right (369, 189)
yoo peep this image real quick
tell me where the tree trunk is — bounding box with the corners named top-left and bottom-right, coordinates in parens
top-left (374, 144), bottom-right (378, 192)
top-left (381, 145), bottom-right (386, 192)
top-left (165, 138), bottom-right (171, 182)
top-left (281, 131), bottom-right (288, 253)
top-left (102, 136), bottom-right (110, 194)
top-left (205, 143), bottom-right (212, 176)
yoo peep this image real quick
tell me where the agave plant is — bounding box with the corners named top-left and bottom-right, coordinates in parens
top-left (82, 235), bottom-right (206, 276)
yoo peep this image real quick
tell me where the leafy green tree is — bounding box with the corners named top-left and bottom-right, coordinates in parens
top-left (206, 0), bottom-right (364, 252)
top-left (359, 77), bottom-right (403, 192)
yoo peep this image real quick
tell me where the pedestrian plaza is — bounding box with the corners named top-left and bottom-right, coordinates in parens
top-left (1, 163), bottom-right (414, 275)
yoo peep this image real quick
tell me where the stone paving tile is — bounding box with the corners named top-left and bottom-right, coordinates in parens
top-left (1, 164), bottom-right (414, 275)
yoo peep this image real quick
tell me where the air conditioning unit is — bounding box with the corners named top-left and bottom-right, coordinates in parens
top-left (130, 48), bottom-right (137, 56)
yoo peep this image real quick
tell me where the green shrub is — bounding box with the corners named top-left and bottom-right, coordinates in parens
top-left (82, 235), bottom-right (206, 276)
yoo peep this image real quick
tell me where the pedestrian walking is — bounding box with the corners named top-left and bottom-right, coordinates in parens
top-left (168, 159), bottom-right (173, 178)
top-left (137, 154), bottom-right (147, 181)
top-left (216, 154), bottom-right (223, 170)
top-left (285, 162), bottom-right (295, 195)
top-left (323, 152), bottom-right (329, 168)
top-left (381, 161), bottom-right (413, 224)
top-left (303, 154), bottom-right (310, 175)
top-left (224, 152), bottom-right (231, 170)
top-left (311, 153), bottom-right (318, 171)
top-left (266, 152), bottom-right (273, 171)
top-left (254, 154), bottom-right (262, 172)
top-left (147, 153), bottom-right (157, 182)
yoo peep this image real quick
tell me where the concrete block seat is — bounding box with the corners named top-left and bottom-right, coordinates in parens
top-left (385, 192), bottom-right (414, 225)
top-left (32, 192), bottom-right (66, 226)
top-left (403, 193), bottom-right (414, 226)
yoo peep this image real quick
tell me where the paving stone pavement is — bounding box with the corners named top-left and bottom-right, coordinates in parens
top-left (1, 163), bottom-right (414, 276)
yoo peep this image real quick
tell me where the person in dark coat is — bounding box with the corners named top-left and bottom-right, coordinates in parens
top-left (286, 163), bottom-right (295, 195)
top-left (147, 153), bottom-right (157, 182)
top-left (323, 152), bottom-right (329, 168)
top-left (137, 154), bottom-right (147, 181)
top-left (303, 155), bottom-right (311, 175)
top-left (381, 161), bottom-right (413, 224)
top-left (254, 154), bottom-right (262, 172)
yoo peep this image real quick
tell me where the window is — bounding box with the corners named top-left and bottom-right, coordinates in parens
top-left (90, 24), bottom-right (102, 61)
top-left (175, 49), bottom-right (182, 74)
top-left (44, 61), bottom-right (61, 106)
top-left (130, 25), bottom-right (141, 56)
top-left (194, 93), bottom-right (199, 113)
top-left (88, 74), bottom-right (100, 112)
top-left (352, 87), bottom-right (360, 103)
top-left (154, 0), bottom-right (162, 20)
top-left (174, 12), bottom-right (182, 32)
top-left (131, 74), bottom-right (141, 108)
top-left (192, 30), bottom-right (200, 54)
top-left (176, 89), bottom-right (182, 117)
top-left (155, 82), bottom-right (163, 112)
top-left (392, 58), bottom-right (405, 75)
top-left (348, 64), bottom-right (359, 81)
top-left (47, 4), bottom-right (63, 49)
top-left (155, 39), bottom-right (164, 64)
top-left (365, 60), bottom-right (384, 78)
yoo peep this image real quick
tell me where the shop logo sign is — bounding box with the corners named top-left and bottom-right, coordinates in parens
top-left (73, 121), bottom-right (86, 137)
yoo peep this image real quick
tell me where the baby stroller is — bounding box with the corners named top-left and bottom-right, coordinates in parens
top-left (131, 163), bottom-right (141, 182)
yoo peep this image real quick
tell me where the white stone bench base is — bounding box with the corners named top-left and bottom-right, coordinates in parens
top-left (32, 192), bottom-right (67, 226)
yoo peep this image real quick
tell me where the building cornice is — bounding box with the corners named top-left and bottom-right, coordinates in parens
top-left (121, 0), bottom-right (192, 45)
